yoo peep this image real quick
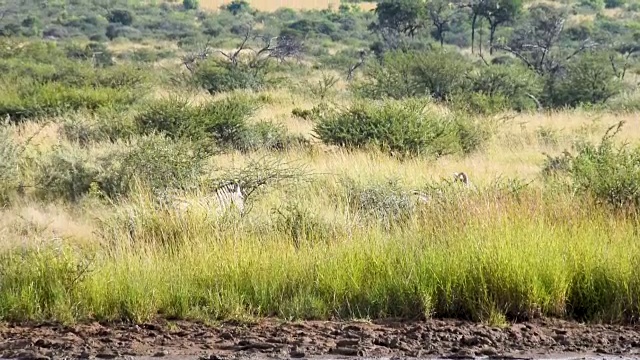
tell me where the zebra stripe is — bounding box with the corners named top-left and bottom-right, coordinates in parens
top-left (214, 182), bottom-right (245, 215)
top-left (166, 183), bottom-right (245, 216)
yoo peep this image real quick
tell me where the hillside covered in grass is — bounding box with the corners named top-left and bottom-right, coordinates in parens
top-left (0, 0), bottom-right (639, 325)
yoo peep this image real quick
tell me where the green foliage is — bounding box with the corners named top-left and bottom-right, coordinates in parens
top-left (0, 125), bottom-right (22, 206)
top-left (605, 0), bottom-right (626, 8)
top-left (313, 99), bottom-right (488, 158)
top-left (273, 201), bottom-right (332, 248)
top-left (543, 122), bottom-right (640, 212)
top-left (183, 0), bottom-right (200, 10)
top-left (236, 120), bottom-right (310, 153)
top-left (224, 0), bottom-right (252, 15)
top-left (33, 135), bottom-right (208, 202)
top-left (100, 135), bottom-right (208, 198)
top-left (135, 95), bottom-right (265, 152)
top-left (353, 50), bottom-right (473, 101)
top-left (107, 9), bottom-right (134, 26)
top-left (580, 0), bottom-right (606, 10)
top-left (373, 0), bottom-right (424, 36)
top-left (34, 145), bottom-right (102, 203)
top-left (550, 52), bottom-right (623, 107)
top-left (468, 63), bottom-right (543, 111)
top-left (192, 58), bottom-right (269, 94)
top-left (0, 82), bottom-right (139, 122)
top-left (59, 110), bottom-right (138, 146)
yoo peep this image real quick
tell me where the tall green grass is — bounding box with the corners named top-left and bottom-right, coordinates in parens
top-left (0, 184), bottom-right (638, 325)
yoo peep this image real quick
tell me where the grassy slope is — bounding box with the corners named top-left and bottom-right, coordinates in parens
top-left (1, 0), bottom-right (639, 325)
top-left (1, 79), bottom-right (640, 324)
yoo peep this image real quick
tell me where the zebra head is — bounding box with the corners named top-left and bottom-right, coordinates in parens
top-left (453, 172), bottom-right (470, 187)
top-left (232, 182), bottom-right (245, 215)
top-left (214, 181), bottom-right (246, 216)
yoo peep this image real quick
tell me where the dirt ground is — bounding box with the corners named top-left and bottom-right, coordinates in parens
top-left (1, 318), bottom-right (640, 360)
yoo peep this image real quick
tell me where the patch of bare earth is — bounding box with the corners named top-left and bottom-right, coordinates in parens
top-left (1, 318), bottom-right (640, 359)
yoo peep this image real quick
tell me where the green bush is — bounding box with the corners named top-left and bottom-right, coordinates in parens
top-left (469, 64), bottom-right (543, 112)
top-left (192, 58), bottom-right (268, 95)
top-left (352, 50), bottom-right (473, 101)
top-left (0, 81), bottom-right (140, 122)
top-left (605, 0), bottom-right (626, 8)
top-left (580, 0), bottom-right (606, 10)
top-left (546, 52), bottom-right (623, 108)
top-left (135, 95), bottom-right (256, 151)
top-left (236, 120), bottom-right (310, 152)
top-left (183, 0), bottom-right (200, 10)
top-left (33, 135), bottom-right (208, 202)
top-left (34, 145), bottom-right (102, 203)
top-left (59, 109), bottom-right (138, 146)
top-left (99, 135), bottom-right (208, 198)
top-left (542, 122), bottom-right (640, 211)
top-left (313, 99), bottom-right (487, 157)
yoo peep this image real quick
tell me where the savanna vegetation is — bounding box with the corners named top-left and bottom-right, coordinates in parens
top-left (0, 0), bottom-right (640, 326)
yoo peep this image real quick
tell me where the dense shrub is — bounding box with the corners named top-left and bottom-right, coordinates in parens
top-left (191, 58), bottom-right (269, 94)
top-left (236, 120), bottom-right (310, 152)
top-left (135, 95), bottom-right (256, 151)
top-left (59, 109), bottom-right (138, 146)
top-left (99, 135), bottom-right (208, 198)
top-left (542, 122), bottom-right (640, 211)
top-left (547, 52), bottom-right (623, 108)
top-left (605, 0), bottom-right (626, 8)
top-left (183, 0), bottom-right (200, 10)
top-left (352, 50), bottom-right (473, 101)
top-left (0, 82), bottom-right (140, 122)
top-left (34, 145), bottom-right (102, 203)
top-left (313, 99), bottom-right (488, 158)
top-left (33, 135), bottom-right (208, 202)
top-left (469, 64), bottom-right (543, 111)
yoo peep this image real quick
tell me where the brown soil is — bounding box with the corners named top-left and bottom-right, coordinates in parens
top-left (1, 318), bottom-right (640, 360)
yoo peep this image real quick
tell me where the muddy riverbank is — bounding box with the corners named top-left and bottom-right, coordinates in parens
top-left (1, 318), bottom-right (639, 360)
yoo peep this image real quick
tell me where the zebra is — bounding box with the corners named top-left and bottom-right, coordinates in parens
top-left (453, 172), bottom-right (473, 188)
top-left (167, 182), bottom-right (246, 217)
top-left (412, 190), bottom-right (432, 204)
top-left (412, 171), bottom-right (474, 205)
top-left (214, 182), bottom-right (245, 215)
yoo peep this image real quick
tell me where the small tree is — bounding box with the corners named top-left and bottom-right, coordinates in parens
top-left (553, 51), bottom-right (622, 107)
top-left (183, 0), bottom-right (199, 10)
top-left (224, 0), bottom-right (251, 16)
top-left (107, 9), bottom-right (134, 26)
top-left (426, 0), bottom-right (458, 47)
top-left (482, 0), bottom-right (523, 54)
top-left (373, 0), bottom-right (424, 38)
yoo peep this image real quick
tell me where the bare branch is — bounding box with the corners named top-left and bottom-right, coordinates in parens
top-left (181, 39), bottom-right (212, 74)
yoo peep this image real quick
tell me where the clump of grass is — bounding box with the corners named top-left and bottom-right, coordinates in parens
top-left (0, 124), bottom-right (24, 205)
